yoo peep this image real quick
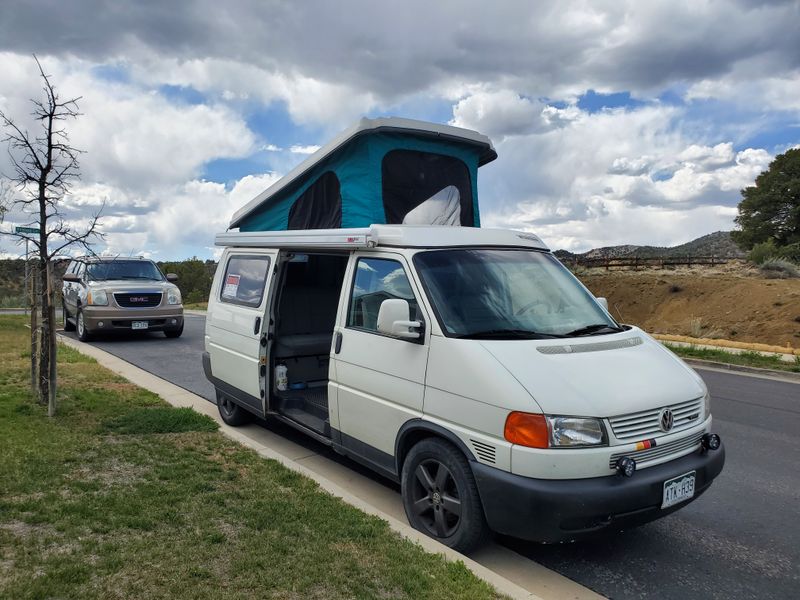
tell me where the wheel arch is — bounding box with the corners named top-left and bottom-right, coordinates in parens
top-left (395, 419), bottom-right (477, 475)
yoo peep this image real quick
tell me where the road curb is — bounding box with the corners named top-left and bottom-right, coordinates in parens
top-left (57, 332), bottom-right (551, 600)
top-left (683, 357), bottom-right (800, 382)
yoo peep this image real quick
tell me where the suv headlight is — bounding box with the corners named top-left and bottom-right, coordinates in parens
top-left (546, 416), bottom-right (607, 447)
top-left (167, 287), bottom-right (182, 305)
top-left (87, 289), bottom-right (108, 306)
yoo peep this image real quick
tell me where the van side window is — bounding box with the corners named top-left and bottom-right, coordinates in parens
top-left (347, 258), bottom-right (418, 332)
top-left (220, 255), bottom-right (271, 308)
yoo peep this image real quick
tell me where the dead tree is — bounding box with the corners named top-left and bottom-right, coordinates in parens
top-left (1, 56), bottom-right (102, 416)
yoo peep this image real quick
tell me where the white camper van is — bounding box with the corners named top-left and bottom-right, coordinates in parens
top-left (204, 119), bottom-right (724, 552)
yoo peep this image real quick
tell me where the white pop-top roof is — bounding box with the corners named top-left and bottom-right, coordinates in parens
top-left (215, 225), bottom-right (548, 251)
top-left (228, 117), bottom-right (497, 229)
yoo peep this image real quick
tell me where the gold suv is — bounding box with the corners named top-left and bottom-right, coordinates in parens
top-left (62, 257), bottom-right (184, 341)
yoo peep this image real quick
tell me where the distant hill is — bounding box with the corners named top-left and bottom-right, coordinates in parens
top-left (554, 231), bottom-right (744, 261)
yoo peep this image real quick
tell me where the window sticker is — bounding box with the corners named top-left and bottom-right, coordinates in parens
top-left (222, 274), bottom-right (241, 299)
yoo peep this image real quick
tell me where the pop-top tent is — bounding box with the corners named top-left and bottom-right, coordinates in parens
top-left (228, 117), bottom-right (497, 232)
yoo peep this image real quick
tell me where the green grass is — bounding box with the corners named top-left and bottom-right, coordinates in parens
top-left (0, 315), bottom-right (501, 600)
top-left (183, 301), bottom-right (208, 310)
top-left (666, 343), bottom-right (800, 373)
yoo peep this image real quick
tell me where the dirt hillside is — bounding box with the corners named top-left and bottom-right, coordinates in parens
top-left (577, 262), bottom-right (800, 348)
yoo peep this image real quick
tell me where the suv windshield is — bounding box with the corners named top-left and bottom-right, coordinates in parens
top-left (413, 249), bottom-right (621, 339)
top-left (86, 260), bottom-right (164, 281)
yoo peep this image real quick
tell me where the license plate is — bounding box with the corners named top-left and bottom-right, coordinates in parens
top-left (662, 470), bottom-right (696, 509)
top-left (131, 321), bottom-right (149, 330)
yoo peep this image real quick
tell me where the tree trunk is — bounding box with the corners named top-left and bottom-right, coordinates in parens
top-left (38, 258), bottom-right (51, 406)
top-left (47, 261), bottom-right (58, 417)
top-left (29, 259), bottom-right (40, 397)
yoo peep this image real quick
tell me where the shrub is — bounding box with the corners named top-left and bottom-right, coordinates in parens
top-left (759, 258), bottom-right (800, 279)
top-left (777, 242), bottom-right (800, 263)
top-left (748, 239), bottom-right (778, 265)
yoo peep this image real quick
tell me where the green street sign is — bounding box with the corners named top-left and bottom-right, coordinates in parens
top-left (15, 226), bottom-right (40, 234)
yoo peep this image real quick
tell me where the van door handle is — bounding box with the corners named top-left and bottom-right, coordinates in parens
top-left (254, 316), bottom-right (261, 334)
top-left (334, 331), bottom-right (343, 354)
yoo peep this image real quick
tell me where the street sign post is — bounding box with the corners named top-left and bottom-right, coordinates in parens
top-left (15, 227), bottom-right (40, 316)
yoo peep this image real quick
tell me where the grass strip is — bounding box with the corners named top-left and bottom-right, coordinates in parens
top-left (665, 343), bottom-right (800, 373)
top-left (0, 315), bottom-right (501, 599)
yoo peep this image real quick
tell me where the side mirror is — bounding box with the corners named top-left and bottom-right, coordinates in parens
top-left (596, 297), bottom-right (609, 311)
top-left (166, 273), bottom-right (179, 282)
top-left (377, 299), bottom-right (422, 340)
top-left (63, 273), bottom-right (80, 283)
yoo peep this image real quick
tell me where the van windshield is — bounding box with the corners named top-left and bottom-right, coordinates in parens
top-left (86, 260), bottom-right (164, 281)
top-left (413, 249), bottom-right (621, 339)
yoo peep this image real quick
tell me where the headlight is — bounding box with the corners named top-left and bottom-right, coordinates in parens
top-left (703, 391), bottom-right (711, 420)
top-left (546, 416), bottom-right (607, 447)
top-left (167, 287), bottom-right (182, 305)
top-left (87, 289), bottom-right (108, 306)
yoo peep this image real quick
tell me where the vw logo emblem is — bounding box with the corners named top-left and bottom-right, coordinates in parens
top-left (659, 408), bottom-right (674, 432)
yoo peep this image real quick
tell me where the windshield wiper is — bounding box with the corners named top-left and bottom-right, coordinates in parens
top-left (119, 275), bottom-right (160, 280)
top-left (454, 329), bottom-right (560, 340)
top-left (564, 323), bottom-right (624, 337)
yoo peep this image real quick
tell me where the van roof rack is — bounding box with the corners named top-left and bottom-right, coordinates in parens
top-left (214, 225), bottom-right (548, 251)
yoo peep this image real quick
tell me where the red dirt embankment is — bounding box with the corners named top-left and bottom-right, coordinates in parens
top-left (578, 265), bottom-right (800, 349)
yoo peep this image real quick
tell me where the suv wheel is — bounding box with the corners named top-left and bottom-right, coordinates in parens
top-left (401, 438), bottom-right (489, 553)
top-left (62, 303), bottom-right (75, 331)
top-left (217, 392), bottom-right (252, 426)
top-left (164, 322), bottom-right (183, 338)
top-left (76, 309), bottom-right (92, 342)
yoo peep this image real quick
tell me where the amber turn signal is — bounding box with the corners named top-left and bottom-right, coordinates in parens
top-left (504, 411), bottom-right (549, 448)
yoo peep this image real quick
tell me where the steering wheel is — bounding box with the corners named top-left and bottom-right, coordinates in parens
top-left (515, 299), bottom-right (543, 316)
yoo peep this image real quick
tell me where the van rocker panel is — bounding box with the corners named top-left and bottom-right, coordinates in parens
top-left (472, 443), bottom-right (725, 543)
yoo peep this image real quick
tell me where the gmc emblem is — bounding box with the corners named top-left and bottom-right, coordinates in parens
top-left (129, 296), bottom-right (148, 303)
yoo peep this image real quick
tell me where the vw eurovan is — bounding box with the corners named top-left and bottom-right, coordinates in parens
top-left (202, 117), bottom-right (723, 552)
top-left (203, 225), bottom-right (724, 552)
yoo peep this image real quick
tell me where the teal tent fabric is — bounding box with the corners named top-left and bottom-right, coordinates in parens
top-left (238, 132), bottom-right (483, 231)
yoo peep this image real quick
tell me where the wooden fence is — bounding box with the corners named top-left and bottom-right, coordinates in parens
top-left (562, 255), bottom-right (733, 270)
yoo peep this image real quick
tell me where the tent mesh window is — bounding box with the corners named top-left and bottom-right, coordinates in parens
top-left (287, 171), bottom-right (342, 230)
top-left (381, 150), bottom-right (474, 226)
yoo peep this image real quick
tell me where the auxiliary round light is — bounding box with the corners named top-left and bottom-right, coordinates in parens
top-left (616, 456), bottom-right (636, 477)
top-left (98, 321), bottom-right (104, 328)
top-left (702, 433), bottom-right (721, 451)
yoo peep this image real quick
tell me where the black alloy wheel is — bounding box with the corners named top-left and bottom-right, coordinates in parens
top-left (401, 438), bottom-right (488, 553)
top-left (217, 392), bottom-right (252, 426)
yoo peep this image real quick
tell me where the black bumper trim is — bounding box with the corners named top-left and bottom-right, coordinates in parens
top-left (472, 442), bottom-right (725, 543)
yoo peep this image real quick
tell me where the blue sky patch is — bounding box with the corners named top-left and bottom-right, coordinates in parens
top-left (577, 90), bottom-right (647, 113)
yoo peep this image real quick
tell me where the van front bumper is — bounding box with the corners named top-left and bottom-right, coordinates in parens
top-left (472, 442), bottom-right (725, 543)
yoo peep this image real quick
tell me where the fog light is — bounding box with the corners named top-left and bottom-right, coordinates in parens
top-left (616, 456), bottom-right (636, 477)
top-left (171, 319), bottom-right (177, 325)
top-left (97, 321), bottom-right (104, 328)
top-left (702, 433), bottom-right (721, 451)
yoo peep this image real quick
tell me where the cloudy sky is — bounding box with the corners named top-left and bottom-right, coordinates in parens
top-left (0, 0), bottom-right (798, 259)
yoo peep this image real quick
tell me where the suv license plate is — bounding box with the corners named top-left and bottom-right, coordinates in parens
top-left (131, 321), bottom-right (149, 330)
top-left (662, 471), bottom-right (696, 509)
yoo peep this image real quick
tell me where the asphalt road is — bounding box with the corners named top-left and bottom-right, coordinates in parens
top-left (62, 314), bottom-right (800, 599)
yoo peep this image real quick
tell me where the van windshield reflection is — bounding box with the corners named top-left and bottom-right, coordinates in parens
top-left (413, 249), bottom-right (622, 339)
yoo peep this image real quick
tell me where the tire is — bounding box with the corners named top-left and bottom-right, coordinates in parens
top-left (217, 392), bottom-right (252, 426)
top-left (76, 309), bottom-right (92, 342)
top-left (62, 303), bottom-right (75, 331)
top-left (164, 323), bottom-right (184, 338)
top-left (401, 438), bottom-right (489, 553)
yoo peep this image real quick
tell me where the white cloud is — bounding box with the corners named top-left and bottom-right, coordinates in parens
top-left (289, 144), bottom-right (321, 155)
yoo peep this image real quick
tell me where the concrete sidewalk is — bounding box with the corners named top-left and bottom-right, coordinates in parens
top-left (57, 332), bottom-right (602, 600)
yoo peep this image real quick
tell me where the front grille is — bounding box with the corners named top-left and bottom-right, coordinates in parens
top-left (114, 292), bottom-right (162, 308)
top-left (608, 397), bottom-right (703, 440)
top-left (608, 431), bottom-right (704, 469)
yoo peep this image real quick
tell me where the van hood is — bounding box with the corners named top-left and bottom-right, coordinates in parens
top-left (478, 328), bottom-right (705, 417)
